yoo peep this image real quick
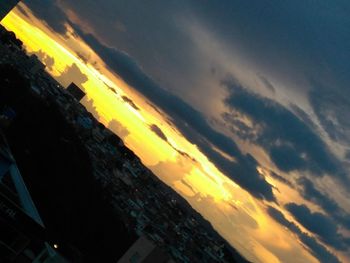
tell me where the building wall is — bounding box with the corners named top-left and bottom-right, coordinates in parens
top-left (67, 83), bottom-right (86, 102)
top-left (118, 236), bottom-right (170, 263)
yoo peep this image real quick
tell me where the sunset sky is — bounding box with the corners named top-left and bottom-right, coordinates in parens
top-left (2, 1), bottom-right (350, 262)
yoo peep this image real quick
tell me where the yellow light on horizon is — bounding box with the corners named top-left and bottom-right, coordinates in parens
top-left (1, 6), bottom-right (327, 263)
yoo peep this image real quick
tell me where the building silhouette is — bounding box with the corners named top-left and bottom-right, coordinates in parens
top-left (0, 131), bottom-right (69, 262)
top-left (118, 236), bottom-right (174, 263)
top-left (66, 82), bottom-right (86, 102)
top-left (0, 0), bottom-right (20, 21)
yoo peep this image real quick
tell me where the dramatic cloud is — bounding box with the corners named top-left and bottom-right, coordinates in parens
top-left (298, 177), bottom-right (339, 214)
top-left (148, 124), bottom-right (198, 163)
top-left (121, 95), bottom-right (140, 111)
top-left (269, 171), bottom-right (294, 189)
top-left (223, 79), bottom-right (341, 177)
top-left (56, 63), bottom-right (88, 88)
top-left (18, 1), bottom-right (350, 261)
top-left (267, 206), bottom-right (340, 263)
top-left (149, 124), bottom-right (168, 142)
top-left (297, 177), bottom-right (350, 230)
top-left (289, 104), bottom-right (317, 132)
top-left (285, 203), bottom-right (349, 251)
top-left (22, 0), bottom-right (68, 34)
top-left (309, 80), bottom-right (350, 145)
top-left (65, 27), bottom-right (275, 201)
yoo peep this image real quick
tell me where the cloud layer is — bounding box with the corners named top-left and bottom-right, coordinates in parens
top-left (267, 206), bottom-right (340, 263)
top-left (222, 79), bottom-right (341, 177)
top-left (18, 1), bottom-right (350, 262)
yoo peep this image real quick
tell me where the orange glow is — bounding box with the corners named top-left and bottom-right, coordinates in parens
top-left (0, 5), bottom-right (335, 263)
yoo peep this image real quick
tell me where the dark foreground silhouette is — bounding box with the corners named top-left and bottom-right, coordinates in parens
top-left (1, 64), bottom-right (136, 262)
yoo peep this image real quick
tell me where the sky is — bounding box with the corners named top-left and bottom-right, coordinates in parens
top-left (2, 1), bottom-right (350, 262)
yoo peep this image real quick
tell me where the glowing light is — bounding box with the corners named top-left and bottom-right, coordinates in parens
top-left (0, 6), bottom-right (326, 263)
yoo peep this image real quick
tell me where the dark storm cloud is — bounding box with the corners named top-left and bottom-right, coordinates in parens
top-left (258, 75), bottom-right (275, 93)
top-left (285, 203), bottom-right (350, 251)
top-left (267, 206), bottom-right (341, 263)
top-left (267, 206), bottom-right (300, 234)
top-left (309, 80), bottom-right (350, 144)
top-left (298, 177), bottom-right (339, 215)
top-left (24, 0), bottom-right (350, 152)
top-left (50, 1), bottom-right (350, 84)
top-left (121, 96), bottom-right (140, 111)
top-left (22, 0), bottom-right (68, 34)
top-left (24, 0), bottom-right (350, 134)
top-left (21, 1), bottom-right (350, 260)
top-left (149, 124), bottom-right (197, 163)
top-left (223, 79), bottom-right (341, 177)
top-left (346, 151), bottom-right (350, 160)
top-left (269, 171), bottom-right (294, 189)
top-left (289, 104), bottom-right (318, 131)
top-left (67, 27), bottom-right (275, 201)
top-left (47, 0), bottom-right (200, 99)
top-left (191, 1), bottom-right (350, 84)
top-left (221, 112), bottom-right (258, 142)
top-left (15, 4), bottom-right (30, 19)
top-left (198, 0), bottom-right (349, 155)
top-left (57, 1), bottom-right (350, 161)
top-left (149, 124), bottom-right (168, 142)
top-left (297, 177), bottom-right (350, 230)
